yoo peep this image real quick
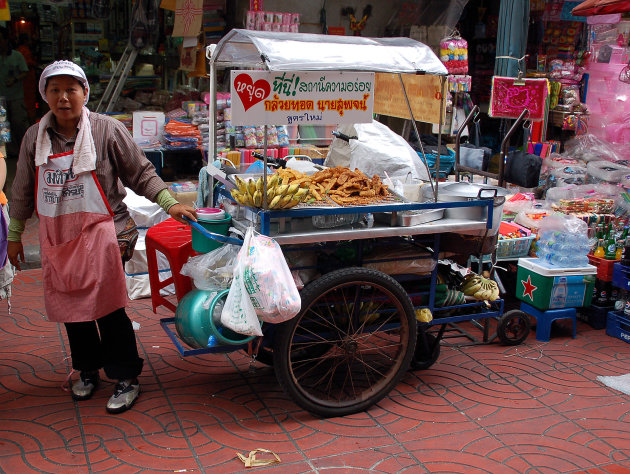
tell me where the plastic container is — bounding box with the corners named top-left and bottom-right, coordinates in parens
top-left (516, 257), bottom-right (597, 311)
top-left (587, 254), bottom-right (619, 282)
top-left (577, 303), bottom-right (613, 330)
top-left (190, 212), bottom-right (231, 253)
top-left (496, 222), bottom-right (536, 259)
top-left (196, 207), bottom-right (226, 221)
top-left (612, 262), bottom-right (630, 290)
top-left (606, 310), bottom-right (630, 344)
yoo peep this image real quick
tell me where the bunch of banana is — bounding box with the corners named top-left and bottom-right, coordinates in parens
top-left (230, 174), bottom-right (309, 209)
top-left (461, 274), bottom-right (500, 301)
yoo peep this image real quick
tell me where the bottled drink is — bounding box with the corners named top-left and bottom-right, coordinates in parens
top-left (596, 280), bottom-right (611, 305)
top-left (604, 233), bottom-right (618, 260)
top-left (594, 239), bottom-right (605, 259)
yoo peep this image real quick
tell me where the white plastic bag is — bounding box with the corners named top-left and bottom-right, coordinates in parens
top-left (220, 230), bottom-right (263, 337)
top-left (241, 227), bottom-right (301, 323)
top-left (325, 120), bottom-right (429, 182)
top-left (180, 244), bottom-right (239, 290)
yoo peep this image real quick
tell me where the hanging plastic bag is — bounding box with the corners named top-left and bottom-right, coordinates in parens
top-left (220, 230), bottom-right (263, 337)
top-left (239, 227), bottom-right (301, 323)
top-left (180, 244), bottom-right (239, 290)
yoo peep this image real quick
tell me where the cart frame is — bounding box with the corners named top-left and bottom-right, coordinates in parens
top-left (153, 30), bottom-right (528, 418)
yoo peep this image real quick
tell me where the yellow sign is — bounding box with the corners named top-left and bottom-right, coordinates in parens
top-left (374, 73), bottom-right (446, 124)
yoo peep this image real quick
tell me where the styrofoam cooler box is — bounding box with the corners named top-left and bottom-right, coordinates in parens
top-left (516, 258), bottom-right (597, 311)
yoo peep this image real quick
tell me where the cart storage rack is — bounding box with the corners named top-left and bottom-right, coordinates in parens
top-left (154, 30), bottom-right (525, 419)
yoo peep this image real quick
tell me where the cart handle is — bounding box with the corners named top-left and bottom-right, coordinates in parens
top-left (184, 217), bottom-right (244, 246)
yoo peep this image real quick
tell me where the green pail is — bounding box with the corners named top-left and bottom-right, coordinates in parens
top-left (190, 212), bottom-right (231, 253)
top-left (175, 289), bottom-right (255, 349)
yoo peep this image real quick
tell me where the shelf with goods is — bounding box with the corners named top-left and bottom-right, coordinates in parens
top-left (71, 19), bottom-right (105, 58)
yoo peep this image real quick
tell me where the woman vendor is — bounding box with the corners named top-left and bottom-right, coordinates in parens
top-left (6, 60), bottom-right (198, 414)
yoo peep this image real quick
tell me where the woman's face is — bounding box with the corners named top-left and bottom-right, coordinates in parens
top-left (45, 75), bottom-right (86, 123)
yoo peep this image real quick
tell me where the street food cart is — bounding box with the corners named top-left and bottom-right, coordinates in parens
top-left (152, 29), bottom-right (530, 418)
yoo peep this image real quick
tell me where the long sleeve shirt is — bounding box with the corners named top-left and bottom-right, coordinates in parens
top-left (10, 111), bottom-right (170, 237)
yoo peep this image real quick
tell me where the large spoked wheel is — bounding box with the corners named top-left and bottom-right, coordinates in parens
top-left (497, 310), bottom-right (531, 345)
top-left (273, 267), bottom-right (417, 418)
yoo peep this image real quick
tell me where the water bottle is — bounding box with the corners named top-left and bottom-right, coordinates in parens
top-left (550, 276), bottom-right (568, 308)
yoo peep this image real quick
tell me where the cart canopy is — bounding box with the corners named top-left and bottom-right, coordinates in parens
top-left (211, 29), bottom-right (448, 75)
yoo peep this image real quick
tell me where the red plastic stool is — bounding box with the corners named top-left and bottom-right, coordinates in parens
top-left (145, 218), bottom-right (195, 313)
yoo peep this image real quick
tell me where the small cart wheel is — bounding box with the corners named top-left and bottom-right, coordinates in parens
top-left (497, 310), bottom-right (531, 345)
top-left (410, 332), bottom-right (440, 370)
top-left (273, 267), bottom-right (417, 417)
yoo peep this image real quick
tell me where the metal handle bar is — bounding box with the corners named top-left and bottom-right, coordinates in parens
top-left (184, 217), bottom-right (244, 246)
top-left (454, 105), bottom-right (480, 181)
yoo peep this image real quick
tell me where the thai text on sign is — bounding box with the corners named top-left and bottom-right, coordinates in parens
top-left (230, 70), bottom-right (375, 126)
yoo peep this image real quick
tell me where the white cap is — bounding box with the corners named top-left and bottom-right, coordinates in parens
top-left (38, 60), bottom-right (90, 104)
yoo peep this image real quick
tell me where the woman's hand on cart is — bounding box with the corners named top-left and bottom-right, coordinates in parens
top-left (168, 203), bottom-right (198, 224)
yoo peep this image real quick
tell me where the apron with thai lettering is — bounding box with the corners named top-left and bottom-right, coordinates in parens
top-left (36, 150), bottom-right (127, 322)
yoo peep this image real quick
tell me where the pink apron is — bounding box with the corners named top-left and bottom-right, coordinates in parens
top-left (36, 150), bottom-right (127, 322)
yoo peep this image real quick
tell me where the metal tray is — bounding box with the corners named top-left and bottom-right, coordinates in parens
top-left (397, 208), bottom-right (445, 226)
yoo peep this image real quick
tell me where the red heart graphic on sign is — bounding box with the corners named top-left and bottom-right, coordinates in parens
top-left (234, 73), bottom-right (271, 111)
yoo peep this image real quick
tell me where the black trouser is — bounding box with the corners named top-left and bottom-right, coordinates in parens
top-left (64, 308), bottom-right (143, 380)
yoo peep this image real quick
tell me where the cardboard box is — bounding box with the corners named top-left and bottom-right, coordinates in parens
top-left (166, 181), bottom-right (198, 207)
top-left (133, 111), bottom-right (165, 141)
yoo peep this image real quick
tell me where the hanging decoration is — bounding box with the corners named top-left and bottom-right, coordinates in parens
top-left (172, 0), bottom-right (203, 37)
top-left (440, 32), bottom-right (468, 74)
top-left (341, 5), bottom-right (372, 36)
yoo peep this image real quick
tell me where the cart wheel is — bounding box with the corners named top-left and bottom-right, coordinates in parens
top-left (410, 332), bottom-right (440, 370)
top-left (273, 267), bottom-right (416, 417)
top-left (497, 310), bottom-right (531, 345)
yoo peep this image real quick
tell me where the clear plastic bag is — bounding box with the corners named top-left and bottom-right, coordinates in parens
top-left (238, 227), bottom-right (301, 323)
top-left (221, 230), bottom-right (263, 337)
top-left (564, 134), bottom-right (622, 163)
top-left (180, 245), bottom-right (239, 290)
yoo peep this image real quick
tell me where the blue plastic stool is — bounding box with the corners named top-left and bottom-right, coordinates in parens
top-left (520, 302), bottom-right (577, 342)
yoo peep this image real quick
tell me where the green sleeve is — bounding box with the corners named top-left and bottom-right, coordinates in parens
top-left (155, 188), bottom-right (179, 213)
top-left (8, 217), bottom-right (25, 242)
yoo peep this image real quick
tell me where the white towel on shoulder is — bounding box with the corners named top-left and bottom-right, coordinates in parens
top-left (35, 107), bottom-right (97, 174)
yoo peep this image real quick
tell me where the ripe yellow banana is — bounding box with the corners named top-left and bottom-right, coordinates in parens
top-left (269, 195), bottom-right (282, 209)
top-left (266, 173), bottom-right (279, 189)
top-left (247, 179), bottom-right (257, 196)
top-left (286, 183), bottom-right (300, 195)
top-left (234, 176), bottom-right (247, 194)
top-left (266, 186), bottom-right (276, 201)
top-left (284, 196), bottom-right (302, 208)
top-left (275, 184), bottom-right (289, 196)
top-left (255, 177), bottom-right (264, 192)
top-left (278, 195), bottom-right (292, 208)
top-left (294, 187), bottom-right (309, 201)
top-left (253, 190), bottom-right (263, 207)
top-left (230, 188), bottom-right (245, 205)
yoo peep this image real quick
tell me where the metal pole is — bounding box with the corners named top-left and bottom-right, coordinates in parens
top-left (397, 73), bottom-right (435, 200)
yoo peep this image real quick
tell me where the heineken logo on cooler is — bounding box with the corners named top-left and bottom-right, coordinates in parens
top-left (521, 275), bottom-right (537, 300)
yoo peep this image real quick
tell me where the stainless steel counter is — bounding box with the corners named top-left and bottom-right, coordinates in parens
top-left (231, 216), bottom-right (490, 245)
